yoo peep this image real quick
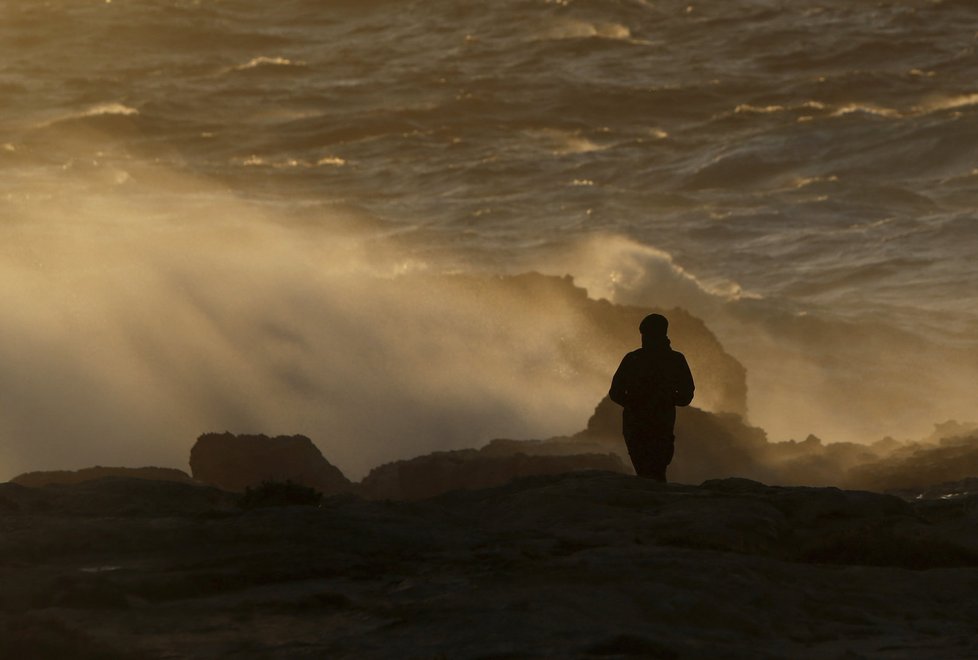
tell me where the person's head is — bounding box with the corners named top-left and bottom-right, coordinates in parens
top-left (639, 313), bottom-right (668, 339)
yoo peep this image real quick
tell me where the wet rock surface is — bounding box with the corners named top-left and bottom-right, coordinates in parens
top-left (2, 472), bottom-right (977, 659)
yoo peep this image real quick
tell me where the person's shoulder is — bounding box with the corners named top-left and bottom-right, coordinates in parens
top-left (669, 348), bottom-right (688, 361)
top-left (617, 348), bottom-right (643, 366)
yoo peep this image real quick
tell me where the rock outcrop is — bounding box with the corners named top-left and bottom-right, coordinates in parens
top-left (10, 466), bottom-right (193, 488)
top-left (189, 433), bottom-right (352, 494)
top-left (358, 446), bottom-right (627, 500)
top-left (0, 478), bottom-right (234, 517)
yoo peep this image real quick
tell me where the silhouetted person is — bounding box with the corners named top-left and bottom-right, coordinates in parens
top-left (609, 313), bottom-right (694, 482)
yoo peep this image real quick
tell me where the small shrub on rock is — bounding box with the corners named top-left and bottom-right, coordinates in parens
top-left (237, 480), bottom-right (323, 509)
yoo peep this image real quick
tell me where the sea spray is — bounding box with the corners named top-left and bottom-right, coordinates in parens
top-left (0, 161), bottom-right (738, 479)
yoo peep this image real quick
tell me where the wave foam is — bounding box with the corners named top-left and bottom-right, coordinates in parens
top-left (542, 20), bottom-right (633, 41)
top-left (721, 97), bottom-right (978, 122)
top-left (31, 103), bottom-right (141, 130)
top-left (529, 234), bottom-right (758, 311)
top-left (830, 103), bottom-right (900, 118)
top-left (81, 103), bottom-right (140, 118)
top-left (234, 56), bottom-right (306, 71)
top-left (916, 93), bottom-right (978, 114)
top-left (235, 154), bottom-right (346, 168)
top-left (528, 129), bottom-right (609, 155)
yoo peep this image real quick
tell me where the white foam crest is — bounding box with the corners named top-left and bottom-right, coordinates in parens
top-left (782, 95), bottom-right (978, 122)
top-left (734, 104), bottom-right (786, 114)
top-left (530, 234), bottom-right (757, 312)
top-left (234, 154), bottom-right (346, 168)
top-left (801, 101), bottom-right (828, 111)
top-left (793, 174), bottom-right (839, 188)
top-left (725, 100), bottom-right (826, 119)
top-left (915, 93), bottom-right (978, 114)
top-left (543, 19), bottom-right (633, 41)
top-left (235, 56), bottom-right (306, 71)
top-left (29, 103), bottom-right (140, 130)
top-left (528, 129), bottom-right (608, 155)
top-left (830, 103), bottom-right (900, 118)
top-left (558, 136), bottom-right (604, 154)
top-left (82, 103), bottom-right (140, 118)
top-left (731, 100), bottom-right (892, 120)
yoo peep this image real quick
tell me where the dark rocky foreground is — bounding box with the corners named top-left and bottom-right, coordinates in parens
top-left (2, 472), bottom-right (978, 659)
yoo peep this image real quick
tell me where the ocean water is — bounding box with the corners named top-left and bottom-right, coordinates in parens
top-left (1, 0), bottom-right (976, 478)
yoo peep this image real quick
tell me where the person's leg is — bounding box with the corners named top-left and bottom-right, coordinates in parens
top-left (647, 435), bottom-right (675, 482)
top-left (623, 424), bottom-right (675, 482)
top-left (623, 428), bottom-right (664, 480)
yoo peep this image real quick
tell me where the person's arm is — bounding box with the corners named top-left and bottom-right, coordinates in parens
top-left (674, 353), bottom-right (694, 406)
top-left (609, 354), bottom-right (632, 407)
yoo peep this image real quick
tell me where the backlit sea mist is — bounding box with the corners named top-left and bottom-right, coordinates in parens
top-left (2, 0), bottom-right (977, 480)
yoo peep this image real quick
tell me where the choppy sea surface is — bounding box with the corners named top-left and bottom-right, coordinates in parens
top-left (1, 0), bottom-right (977, 478)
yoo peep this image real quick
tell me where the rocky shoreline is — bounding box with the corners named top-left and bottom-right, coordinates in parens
top-left (2, 470), bottom-right (978, 659)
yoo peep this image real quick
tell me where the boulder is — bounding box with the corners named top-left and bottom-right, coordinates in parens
top-left (10, 466), bottom-right (193, 488)
top-left (189, 433), bottom-right (352, 494)
top-left (0, 478), bottom-right (234, 516)
top-left (359, 447), bottom-right (628, 501)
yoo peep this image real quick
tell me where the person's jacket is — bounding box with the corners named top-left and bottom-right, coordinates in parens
top-left (609, 338), bottom-right (694, 433)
